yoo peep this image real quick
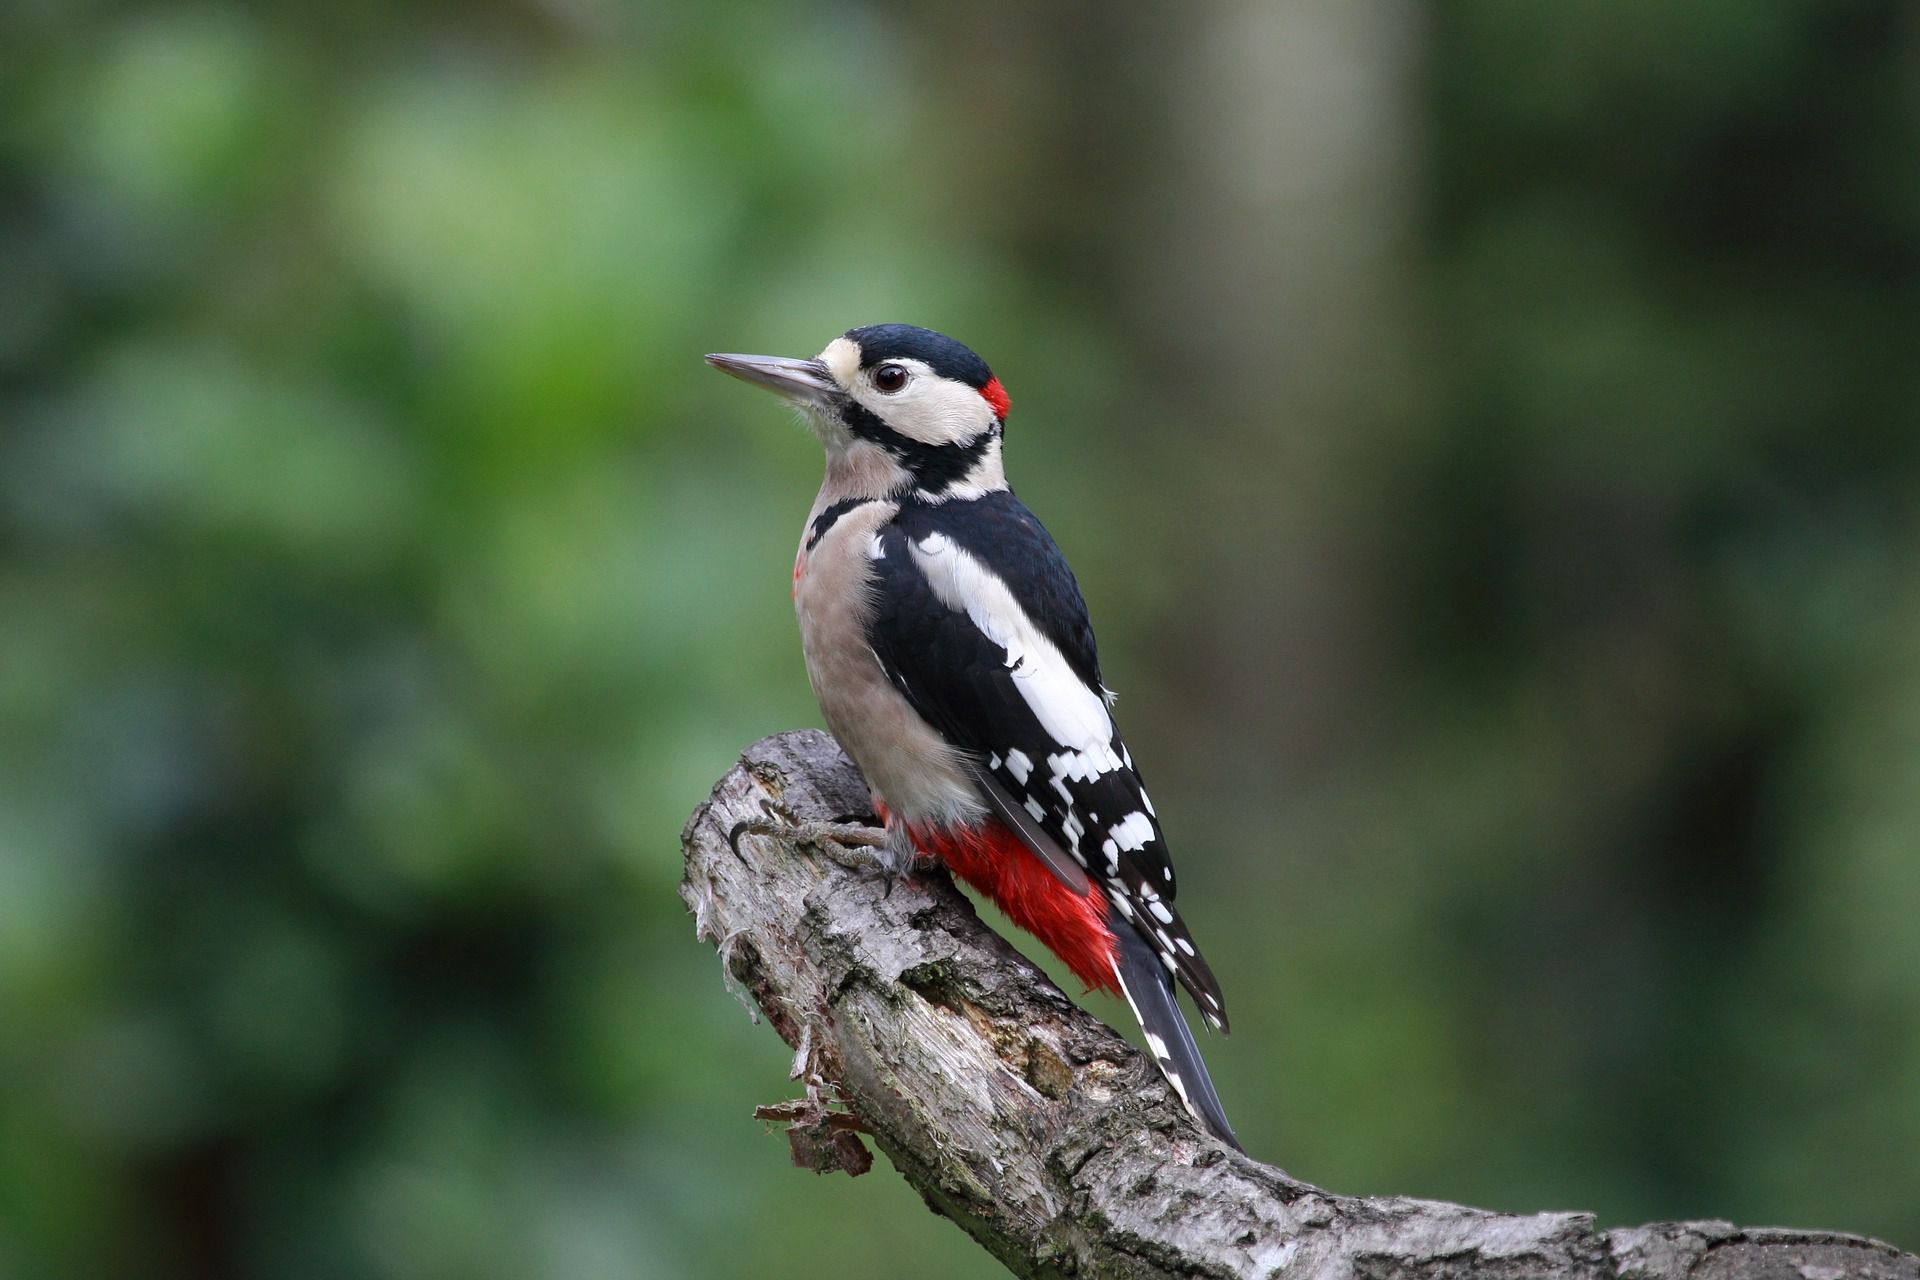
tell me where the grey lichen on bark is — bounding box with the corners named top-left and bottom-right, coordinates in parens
top-left (679, 730), bottom-right (1918, 1280)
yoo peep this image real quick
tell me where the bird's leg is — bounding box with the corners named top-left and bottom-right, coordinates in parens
top-left (727, 802), bottom-right (933, 890)
top-left (727, 805), bottom-right (891, 874)
top-left (871, 818), bottom-right (927, 879)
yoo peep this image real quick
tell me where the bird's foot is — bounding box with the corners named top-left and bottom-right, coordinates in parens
top-left (727, 810), bottom-right (892, 874)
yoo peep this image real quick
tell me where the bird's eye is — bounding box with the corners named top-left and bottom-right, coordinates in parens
top-left (872, 363), bottom-right (909, 393)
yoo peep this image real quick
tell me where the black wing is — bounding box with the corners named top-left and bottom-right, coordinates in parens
top-left (866, 494), bottom-right (1227, 1030)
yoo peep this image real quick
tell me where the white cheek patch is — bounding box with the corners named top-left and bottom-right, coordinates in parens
top-left (820, 346), bottom-right (996, 448)
top-left (873, 375), bottom-right (998, 447)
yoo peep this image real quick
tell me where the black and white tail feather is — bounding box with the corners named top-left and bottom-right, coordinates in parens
top-left (1113, 917), bottom-right (1239, 1149)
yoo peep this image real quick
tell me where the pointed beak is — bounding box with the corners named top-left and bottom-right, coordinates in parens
top-left (704, 352), bottom-right (841, 409)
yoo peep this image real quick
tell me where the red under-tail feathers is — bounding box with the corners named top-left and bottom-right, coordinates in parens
top-left (875, 802), bottom-right (1119, 993)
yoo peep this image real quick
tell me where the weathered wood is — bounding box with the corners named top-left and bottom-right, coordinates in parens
top-left (680, 730), bottom-right (1918, 1280)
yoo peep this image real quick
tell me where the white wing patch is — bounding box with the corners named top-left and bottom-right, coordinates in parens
top-left (1004, 748), bottom-right (1033, 785)
top-left (908, 536), bottom-right (1114, 756)
top-left (1048, 745), bottom-right (1124, 783)
top-left (1110, 811), bottom-right (1156, 853)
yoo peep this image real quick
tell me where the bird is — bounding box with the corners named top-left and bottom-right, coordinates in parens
top-left (706, 323), bottom-right (1239, 1149)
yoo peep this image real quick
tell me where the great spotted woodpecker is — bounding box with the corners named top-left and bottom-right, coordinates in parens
top-left (707, 324), bottom-right (1239, 1148)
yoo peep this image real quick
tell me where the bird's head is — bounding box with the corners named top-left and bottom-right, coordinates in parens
top-left (706, 324), bottom-right (1012, 498)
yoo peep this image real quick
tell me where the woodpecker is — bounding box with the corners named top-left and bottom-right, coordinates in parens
top-left (707, 324), bottom-right (1239, 1149)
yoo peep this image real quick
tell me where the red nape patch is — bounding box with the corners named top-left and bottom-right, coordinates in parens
top-left (979, 377), bottom-right (1012, 420)
top-left (899, 812), bottom-right (1117, 993)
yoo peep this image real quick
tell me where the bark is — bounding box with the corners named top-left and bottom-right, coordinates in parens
top-left (679, 730), bottom-right (1918, 1280)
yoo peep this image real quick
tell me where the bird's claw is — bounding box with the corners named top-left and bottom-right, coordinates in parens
top-left (728, 811), bottom-right (890, 873)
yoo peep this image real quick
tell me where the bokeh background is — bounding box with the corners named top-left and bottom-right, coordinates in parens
top-left (4, 0), bottom-right (1919, 1276)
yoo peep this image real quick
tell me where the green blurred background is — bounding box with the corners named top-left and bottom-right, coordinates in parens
top-left (4, 0), bottom-right (1918, 1276)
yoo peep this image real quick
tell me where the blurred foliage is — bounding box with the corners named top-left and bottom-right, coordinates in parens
top-left (2, 0), bottom-right (1917, 1277)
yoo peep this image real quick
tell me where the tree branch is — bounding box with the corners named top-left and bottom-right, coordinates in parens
top-left (679, 731), bottom-right (1917, 1280)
